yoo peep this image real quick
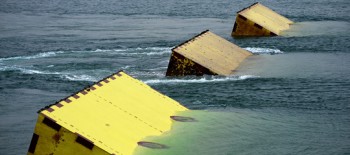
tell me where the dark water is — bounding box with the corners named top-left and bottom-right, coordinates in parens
top-left (1, 0), bottom-right (350, 154)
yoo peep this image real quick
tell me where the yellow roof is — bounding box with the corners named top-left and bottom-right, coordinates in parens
top-left (172, 30), bottom-right (252, 76)
top-left (40, 71), bottom-right (188, 155)
top-left (238, 2), bottom-right (293, 35)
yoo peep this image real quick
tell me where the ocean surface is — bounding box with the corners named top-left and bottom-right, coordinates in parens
top-left (1, 0), bottom-right (350, 154)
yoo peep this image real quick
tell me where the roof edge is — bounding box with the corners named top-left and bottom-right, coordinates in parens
top-left (37, 70), bottom-right (125, 113)
top-left (171, 30), bottom-right (210, 52)
top-left (237, 2), bottom-right (259, 13)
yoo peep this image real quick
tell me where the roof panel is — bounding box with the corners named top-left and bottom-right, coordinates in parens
top-left (238, 3), bottom-right (293, 35)
top-left (40, 71), bottom-right (188, 155)
top-left (172, 30), bottom-right (252, 76)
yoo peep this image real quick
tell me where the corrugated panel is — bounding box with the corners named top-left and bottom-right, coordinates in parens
top-left (166, 30), bottom-right (252, 76)
top-left (30, 71), bottom-right (188, 155)
top-left (232, 2), bottom-right (293, 36)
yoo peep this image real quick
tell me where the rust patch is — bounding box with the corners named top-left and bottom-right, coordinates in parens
top-left (110, 76), bottom-right (116, 80)
top-left (104, 79), bottom-right (109, 83)
top-left (97, 83), bottom-right (103, 87)
top-left (52, 133), bottom-right (61, 144)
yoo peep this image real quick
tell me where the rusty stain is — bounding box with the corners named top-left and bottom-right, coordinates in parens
top-left (52, 133), bottom-right (61, 144)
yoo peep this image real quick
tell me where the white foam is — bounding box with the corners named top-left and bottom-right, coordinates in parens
top-left (0, 66), bottom-right (61, 75)
top-left (144, 75), bottom-right (257, 84)
top-left (94, 49), bottom-right (113, 52)
top-left (89, 47), bottom-right (171, 52)
top-left (244, 47), bottom-right (284, 54)
top-left (129, 71), bottom-right (165, 78)
top-left (0, 47), bottom-right (172, 62)
top-left (113, 51), bottom-right (171, 56)
top-left (112, 47), bottom-right (172, 56)
top-left (68, 47), bottom-right (172, 56)
top-left (143, 47), bottom-right (172, 51)
top-left (0, 51), bottom-right (64, 61)
top-left (0, 64), bottom-right (99, 82)
top-left (21, 69), bottom-right (60, 75)
top-left (61, 74), bottom-right (98, 82)
top-left (143, 67), bottom-right (168, 71)
top-left (121, 65), bottom-right (131, 70)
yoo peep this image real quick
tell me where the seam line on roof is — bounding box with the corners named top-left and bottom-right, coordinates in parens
top-left (91, 92), bottom-right (164, 133)
top-left (123, 73), bottom-right (186, 110)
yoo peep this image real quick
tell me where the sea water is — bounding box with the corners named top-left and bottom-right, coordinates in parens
top-left (0, 0), bottom-right (349, 154)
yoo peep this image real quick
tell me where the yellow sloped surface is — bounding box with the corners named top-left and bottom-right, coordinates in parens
top-left (174, 31), bottom-right (252, 75)
top-left (252, 3), bottom-right (293, 25)
top-left (239, 3), bottom-right (293, 35)
top-left (41, 71), bottom-right (188, 155)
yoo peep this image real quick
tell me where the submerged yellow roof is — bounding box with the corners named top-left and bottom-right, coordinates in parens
top-left (238, 2), bottom-right (293, 35)
top-left (40, 71), bottom-right (188, 155)
top-left (172, 30), bottom-right (252, 76)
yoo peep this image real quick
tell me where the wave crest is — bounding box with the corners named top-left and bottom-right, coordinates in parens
top-left (144, 75), bottom-right (257, 84)
top-left (0, 47), bottom-right (172, 62)
top-left (0, 51), bottom-right (64, 61)
top-left (244, 47), bottom-right (284, 54)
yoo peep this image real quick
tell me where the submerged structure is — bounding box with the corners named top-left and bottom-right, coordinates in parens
top-left (166, 30), bottom-right (252, 76)
top-left (232, 2), bottom-right (293, 36)
top-left (28, 71), bottom-right (188, 155)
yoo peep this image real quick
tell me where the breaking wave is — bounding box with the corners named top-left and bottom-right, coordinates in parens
top-left (144, 75), bottom-right (257, 84)
top-left (84, 47), bottom-right (172, 55)
top-left (0, 66), bottom-right (98, 82)
top-left (0, 66), bottom-right (61, 75)
top-left (0, 47), bottom-right (172, 62)
top-left (0, 51), bottom-right (64, 61)
top-left (0, 46), bottom-right (268, 83)
top-left (244, 47), bottom-right (284, 54)
top-left (0, 66), bottom-right (258, 83)
top-left (60, 74), bottom-right (98, 82)
top-left (0, 46), bottom-right (283, 63)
